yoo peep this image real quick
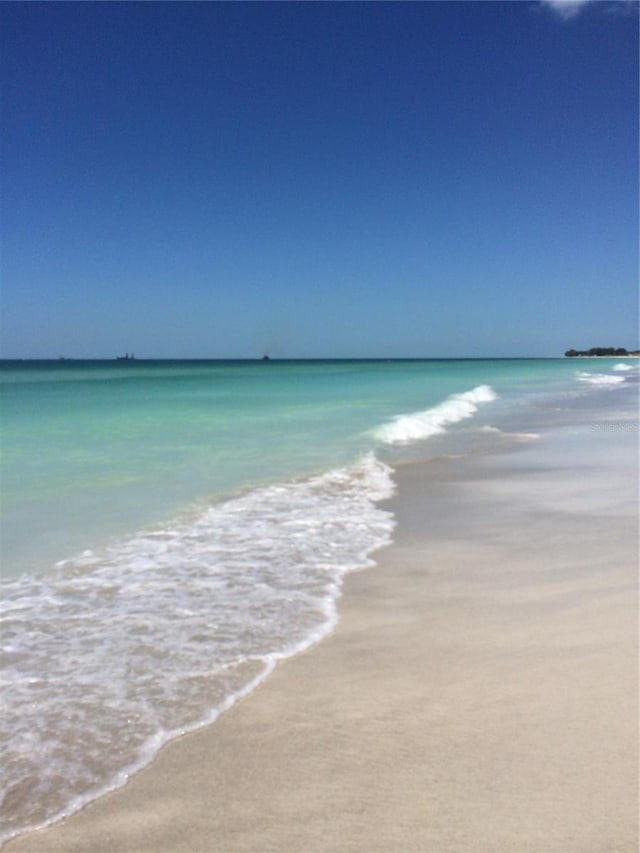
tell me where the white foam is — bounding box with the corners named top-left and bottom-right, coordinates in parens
top-left (374, 385), bottom-right (498, 445)
top-left (0, 454), bottom-right (395, 846)
top-left (613, 363), bottom-right (633, 372)
top-left (479, 425), bottom-right (540, 441)
top-left (576, 371), bottom-right (625, 386)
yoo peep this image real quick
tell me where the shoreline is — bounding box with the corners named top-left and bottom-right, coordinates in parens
top-left (6, 388), bottom-right (639, 852)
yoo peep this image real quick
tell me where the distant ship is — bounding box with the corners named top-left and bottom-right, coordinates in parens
top-left (116, 353), bottom-right (136, 361)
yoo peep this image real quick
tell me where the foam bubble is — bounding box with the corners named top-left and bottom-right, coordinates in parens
top-left (374, 385), bottom-right (498, 445)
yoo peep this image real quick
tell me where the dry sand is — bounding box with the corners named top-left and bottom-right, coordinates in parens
top-left (7, 412), bottom-right (638, 852)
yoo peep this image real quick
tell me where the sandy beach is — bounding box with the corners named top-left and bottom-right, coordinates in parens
top-left (7, 393), bottom-right (638, 853)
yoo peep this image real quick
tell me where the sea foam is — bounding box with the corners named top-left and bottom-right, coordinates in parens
top-left (0, 454), bottom-right (394, 846)
top-left (576, 372), bottom-right (626, 386)
top-left (374, 385), bottom-right (497, 445)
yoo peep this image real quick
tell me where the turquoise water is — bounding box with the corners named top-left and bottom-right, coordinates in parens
top-left (0, 357), bottom-right (636, 844)
top-left (0, 357), bottom-right (604, 578)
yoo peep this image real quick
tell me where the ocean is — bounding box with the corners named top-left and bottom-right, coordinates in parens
top-left (0, 357), bottom-right (637, 845)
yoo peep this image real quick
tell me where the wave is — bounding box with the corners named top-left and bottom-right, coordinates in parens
top-left (576, 372), bottom-right (626, 386)
top-left (0, 454), bottom-right (395, 846)
top-left (613, 363), bottom-right (634, 372)
top-left (373, 385), bottom-right (497, 445)
top-left (479, 425), bottom-right (540, 441)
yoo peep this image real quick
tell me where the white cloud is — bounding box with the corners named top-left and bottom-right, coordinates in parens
top-left (541, 0), bottom-right (592, 19)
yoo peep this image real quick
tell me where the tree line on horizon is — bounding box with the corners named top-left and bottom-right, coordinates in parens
top-left (564, 347), bottom-right (639, 357)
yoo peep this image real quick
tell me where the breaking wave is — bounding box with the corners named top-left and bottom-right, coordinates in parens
top-left (373, 385), bottom-right (497, 445)
top-left (576, 372), bottom-right (625, 386)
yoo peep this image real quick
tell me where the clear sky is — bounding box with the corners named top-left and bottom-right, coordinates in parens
top-left (1, 1), bottom-right (637, 359)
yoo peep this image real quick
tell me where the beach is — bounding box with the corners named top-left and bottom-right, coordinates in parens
top-left (6, 386), bottom-right (638, 853)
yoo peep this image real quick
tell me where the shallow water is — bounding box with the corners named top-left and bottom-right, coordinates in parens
top-left (1, 357), bottom-right (637, 845)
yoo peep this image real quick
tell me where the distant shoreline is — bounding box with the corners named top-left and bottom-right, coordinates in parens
top-left (565, 347), bottom-right (640, 358)
top-left (2, 354), bottom-right (640, 364)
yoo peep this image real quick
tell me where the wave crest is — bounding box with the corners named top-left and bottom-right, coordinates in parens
top-left (576, 372), bottom-right (625, 386)
top-left (374, 385), bottom-right (497, 445)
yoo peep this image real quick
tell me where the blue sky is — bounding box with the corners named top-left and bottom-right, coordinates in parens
top-left (1, 1), bottom-right (637, 358)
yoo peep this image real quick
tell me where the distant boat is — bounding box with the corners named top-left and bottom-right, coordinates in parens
top-left (262, 354), bottom-right (270, 361)
top-left (116, 353), bottom-right (135, 361)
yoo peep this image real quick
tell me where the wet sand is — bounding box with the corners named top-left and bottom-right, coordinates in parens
top-left (7, 400), bottom-right (638, 852)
